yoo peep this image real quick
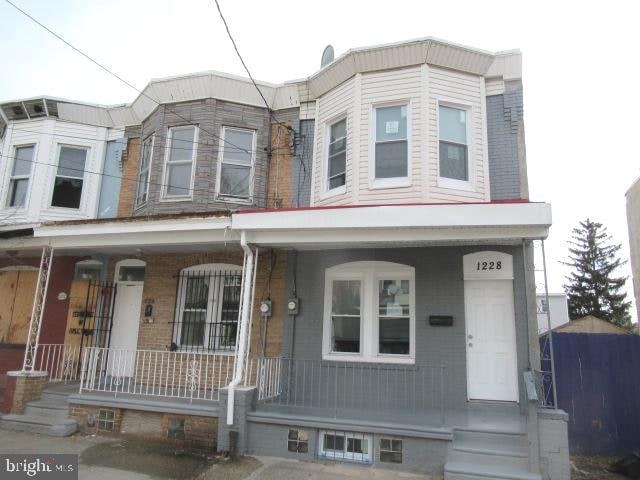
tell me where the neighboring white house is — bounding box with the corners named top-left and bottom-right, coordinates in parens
top-left (537, 292), bottom-right (570, 334)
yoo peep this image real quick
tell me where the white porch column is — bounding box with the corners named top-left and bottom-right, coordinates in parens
top-left (22, 245), bottom-right (54, 372)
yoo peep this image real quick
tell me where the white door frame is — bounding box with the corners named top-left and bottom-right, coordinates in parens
top-left (463, 251), bottom-right (519, 402)
top-left (111, 259), bottom-right (146, 348)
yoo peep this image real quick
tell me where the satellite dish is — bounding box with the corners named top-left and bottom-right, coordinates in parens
top-left (321, 45), bottom-right (334, 68)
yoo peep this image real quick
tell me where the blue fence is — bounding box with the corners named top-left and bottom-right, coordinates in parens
top-left (546, 332), bottom-right (640, 455)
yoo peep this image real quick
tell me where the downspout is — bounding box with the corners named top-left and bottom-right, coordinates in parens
top-left (227, 230), bottom-right (255, 425)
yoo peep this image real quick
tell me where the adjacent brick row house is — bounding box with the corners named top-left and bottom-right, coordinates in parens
top-left (0, 38), bottom-right (569, 479)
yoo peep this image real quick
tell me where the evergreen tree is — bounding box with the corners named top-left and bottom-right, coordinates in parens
top-left (563, 219), bottom-right (632, 328)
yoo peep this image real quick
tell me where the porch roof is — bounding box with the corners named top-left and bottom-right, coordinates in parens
top-left (233, 201), bottom-right (552, 249)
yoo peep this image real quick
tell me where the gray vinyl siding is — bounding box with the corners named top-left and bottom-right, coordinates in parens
top-left (284, 245), bottom-right (531, 411)
top-left (133, 98), bottom-right (270, 216)
top-left (486, 81), bottom-right (528, 200)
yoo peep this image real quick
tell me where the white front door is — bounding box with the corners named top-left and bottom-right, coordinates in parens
top-left (110, 283), bottom-right (143, 376)
top-left (465, 279), bottom-right (518, 402)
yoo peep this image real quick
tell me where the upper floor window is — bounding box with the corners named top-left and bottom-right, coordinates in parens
top-left (323, 261), bottom-right (415, 364)
top-left (439, 105), bottom-right (469, 183)
top-left (135, 134), bottom-right (154, 206)
top-left (51, 145), bottom-right (88, 209)
top-left (326, 118), bottom-right (347, 192)
top-left (373, 104), bottom-right (408, 183)
top-left (217, 127), bottom-right (255, 200)
top-left (163, 125), bottom-right (197, 198)
top-left (6, 145), bottom-right (34, 208)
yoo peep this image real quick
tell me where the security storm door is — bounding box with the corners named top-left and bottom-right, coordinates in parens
top-left (110, 260), bottom-right (145, 376)
top-left (463, 252), bottom-right (518, 402)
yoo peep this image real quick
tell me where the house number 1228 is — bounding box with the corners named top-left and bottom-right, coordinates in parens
top-left (476, 261), bottom-right (502, 270)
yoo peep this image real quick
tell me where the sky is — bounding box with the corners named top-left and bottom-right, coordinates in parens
top-left (1, 0), bottom-right (639, 320)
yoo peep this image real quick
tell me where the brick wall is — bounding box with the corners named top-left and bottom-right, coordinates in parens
top-left (117, 136), bottom-right (140, 217)
top-left (69, 404), bottom-right (217, 450)
top-left (4, 372), bottom-right (49, 414)
top-left (266, 123), bottom-right (293, 209)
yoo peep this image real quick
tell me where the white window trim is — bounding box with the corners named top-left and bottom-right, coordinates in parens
top-left (172, 263), bottom-right (242, 353)
top-left (318, 431), bottom-right (373, 464)
top-left (322, 261), bottom-right (415, 364)
top-left (215, 126), bottom-right (256, 203)
top-left (135, 134), bottom-right (154, 208)
top-left (321, 115), bottom-right (348, 198)
top-left (48, 143), bottom-right (90, 211)
top-left (160, 125), bottom-right (198, 201)
top-left (4, 143), bottom-right (36, 210)
top-left (368, 101), bottom-right (412, 190)
top-left (436, 99), bottom-right (475, 191)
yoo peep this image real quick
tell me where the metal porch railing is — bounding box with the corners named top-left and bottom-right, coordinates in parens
top-left (251, 357), bottom-right (447, 424)
top-left (35, 344), bottom-right (81, 382)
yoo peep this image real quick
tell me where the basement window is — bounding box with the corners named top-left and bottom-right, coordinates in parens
top-left (97, 409), bottom-right (115, 431)
top-left (287, 428), bottom-right (309, 453)
top-left (167, 418), bottom-right (185, 440)
top-left (51, 145), bottom-right (88, 209)
top-left (379, 438), bottom-right (403, 463)
top-left (318, 430), bottom-right (372, 463)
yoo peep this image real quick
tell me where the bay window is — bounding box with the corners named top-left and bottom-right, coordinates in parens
top-left (217, 126), bottom-right (255, 200)
top-left (163, 125), bottom-right (197, 198)
top-left (323, 262), bottom-right (415, 363)
top-left (373, 104), bottom-right (408, 184)
top-left (438, 104), bottom-right (470, 183)
top-left (6, 145), bottom-right (34, 208)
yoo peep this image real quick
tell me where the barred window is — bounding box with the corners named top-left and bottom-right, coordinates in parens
top-left (171, 264), bottom-right (242, 352)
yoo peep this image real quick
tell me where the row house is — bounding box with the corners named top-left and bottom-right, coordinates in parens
top-left (0, 38), bottom-right (568, 479)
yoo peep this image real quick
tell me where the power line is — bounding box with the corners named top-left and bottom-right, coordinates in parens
top-left (211, 0), bottom-right (292, 131)
top-left (2, 0), bottom-right (260, 159)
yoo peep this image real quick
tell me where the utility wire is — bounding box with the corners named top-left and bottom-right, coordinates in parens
top-left (211, 0), bottom-right (292, 131)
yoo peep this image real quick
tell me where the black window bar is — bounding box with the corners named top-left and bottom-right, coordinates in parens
top-left (170, 270), bottom-right (242, 353)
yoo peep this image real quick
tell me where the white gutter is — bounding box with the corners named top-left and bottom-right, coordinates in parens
top-left (227, 231), bottom-right (255, 425)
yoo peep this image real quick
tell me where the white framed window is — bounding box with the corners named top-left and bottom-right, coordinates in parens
top-left (6, 144), bottom-right (34, 208)
top-left (325, 117), bottom-right (347, 194)
top-left (323, 261), bottom-right (415, 364)
top-left (371, 103), bottom-right (410, 188)
top-left (162, 125), bottom-right (198, 199)
top-left (318, 431), bottom-right (372, 464)
top-left (50, 145), bottom-right (88, 209)
top-left (216, 126), bottom-right (256, 200)
top-left (135, 134), bottom-right (154, 206)
top-left (172, 263), bottom-right (242, 352)
top-left (438, 103), bottom-right (472, 189)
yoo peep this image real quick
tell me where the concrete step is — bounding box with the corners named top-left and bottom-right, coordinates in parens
top-left (0, 414), bottom-right (77, 437)
top-left (447, 446), bottom-right (529, 471)
top-left (444, 462), bottom-right (542, 480)
top-left (453, 427), bottom-right (529, 451)
top-left (24, 399), bottom-right (69, 419)
top-left (40, 389), bottom-right (73, 403)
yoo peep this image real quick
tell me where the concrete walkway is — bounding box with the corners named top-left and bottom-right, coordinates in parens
top-left (0, 430), bottom-right (435, 479)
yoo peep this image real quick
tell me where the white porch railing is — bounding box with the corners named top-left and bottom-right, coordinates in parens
top-left (79, 347), bottom-right (236, 402)
top-left (35, 344), bottom-right (81, 383)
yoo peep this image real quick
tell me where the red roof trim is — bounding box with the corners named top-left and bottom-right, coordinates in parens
top-left (236, 199), bottom-right (535, 215)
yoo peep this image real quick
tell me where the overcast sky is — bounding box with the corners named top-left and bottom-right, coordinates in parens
top-left (1, 0), bottom-right (638, 320)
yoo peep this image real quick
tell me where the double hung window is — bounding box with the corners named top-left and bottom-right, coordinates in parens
top-left (51, 145), bottom-right (88, 209)
top-left (217, 127), bottom-right (255, 200)
top-left (163, 126), bottom-right (197, 198)
top-left (373, 104), bottom-right (408, 182)
top-left (326, 118), bottom-right (347, 192)
top-left (136, 135), bottom-right (154, 206)
top-left (6, 145), bottom-right (34, 208)
top-left (438, 105), bottom-right (470, 183)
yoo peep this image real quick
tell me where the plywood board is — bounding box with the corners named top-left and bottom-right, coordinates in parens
top-left (0, 271), bottom-right (18, 343)
top-left (7, 271), bottom-right (37, 343)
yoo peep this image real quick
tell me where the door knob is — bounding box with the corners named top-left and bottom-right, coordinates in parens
top-left (467, 334), bottom-right (473, 339)
top-left (468, 342), bottom-right (473, 347)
